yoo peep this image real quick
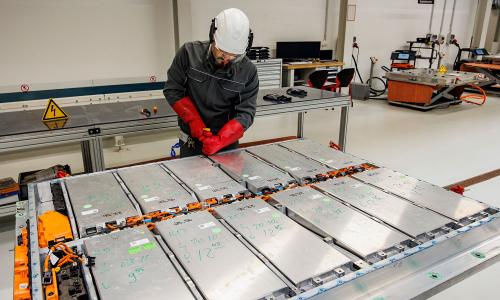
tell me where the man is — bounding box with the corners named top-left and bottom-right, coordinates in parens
top-left (164, 8), bottom-right (259, 157)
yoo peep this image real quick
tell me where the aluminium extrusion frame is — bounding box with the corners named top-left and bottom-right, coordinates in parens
top-left (0, 87), bottom-right (351, 173)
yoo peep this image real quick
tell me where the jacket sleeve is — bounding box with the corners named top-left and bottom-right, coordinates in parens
top-left (234, 65), bottom-right (259, 130)
top-left (163, 45), bottom-right (189, 106)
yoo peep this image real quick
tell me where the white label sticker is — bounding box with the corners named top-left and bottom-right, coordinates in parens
top-left (144, 196), bottom-right (160, 202)
top-left (290, 167), bottom-right (301, 171)
top-left (198, 222), bottom-right (216, 229)
top-left (141, 195), bottom-right (148, 199)
top-left (255, 207), bottom-right (271, 214)
top-left (310, 194), bottom-right (323, 200)
top-left (49, 252), bottom-right (59, 265)
top-left (195, 183), bottom-right (202, 187)
top-left (198, 185), bottom-right (212, 191)
top-left (242, 174), bottom-right (250, 177)
top-left (325, 159), bottom-right (334, 163)
top-left (19, 283), bottom-right (28, 289)
top-left (81, 209), bottom-right (99, 216)
top-left (248, 175), bottom-right (261, 181)
top-left (130, 238), bottom-right (150, 247)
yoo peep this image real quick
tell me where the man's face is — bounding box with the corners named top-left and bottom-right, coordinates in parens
top-left (211, 43), bottom-right (238, 68)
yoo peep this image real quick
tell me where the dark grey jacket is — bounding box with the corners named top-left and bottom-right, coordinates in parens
top-left (164, 41), bottom-right (259, 135)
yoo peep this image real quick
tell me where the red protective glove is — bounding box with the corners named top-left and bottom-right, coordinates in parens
top-left (200, 119), bottom-right (244, 156)
top-left (172, 96), bottom-right (206, 139)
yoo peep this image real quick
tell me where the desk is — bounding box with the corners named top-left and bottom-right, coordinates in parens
top-left (282, 61), bottom-right (344, 87)
top-left (0, 87), bottom-right (350, 173)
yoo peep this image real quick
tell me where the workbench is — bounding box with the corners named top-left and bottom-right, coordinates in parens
top-left (15, 138), bottom-right (500, 300)
top-left (385, 68), bottom-right (487, 110)
top-left (0, 87), bottom-right (350, 173)
top-left (282, 61), bottom-right (344, 87)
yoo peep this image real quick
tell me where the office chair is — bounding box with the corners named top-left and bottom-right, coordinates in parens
top-left (306, 70), bottom-right (330, 90)
top-left (328, 68), bottom-right (355, 93)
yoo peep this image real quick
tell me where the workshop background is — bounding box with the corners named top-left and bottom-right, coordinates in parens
top-left (1, 0), bottom-right (500, 299)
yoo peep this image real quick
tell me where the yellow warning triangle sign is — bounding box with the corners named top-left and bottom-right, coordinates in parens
top-left (42, 99), bottom-right (69, 121)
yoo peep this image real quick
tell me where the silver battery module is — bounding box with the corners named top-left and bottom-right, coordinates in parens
top-left (64, 172), bottom-right (139, 237)
top-left (156, 211), bottom-right (288, 299)
top-left (210, 149), bottom-right (296, 194)
top-left (247, 144), bottom-right (332, 184)
top-left (163, 156), bottom-right (248, 201)
top-left (315, 177), bottom-right (453, 238)
top-left (271, 186), bottom-right (410, 259)
top-left (215, 199), bottom-right (350, 286)
top-left (280, 138), bottom-right (366, 169)
top-left (83, 226), bottom-right (195, 299)
top-left (353, 167), bottom-right (489, 221)
top-left (118, 164), bottom-right (197, 213)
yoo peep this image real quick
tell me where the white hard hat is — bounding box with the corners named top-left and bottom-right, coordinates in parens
top-left (213, 8), bottom-right (250, 55)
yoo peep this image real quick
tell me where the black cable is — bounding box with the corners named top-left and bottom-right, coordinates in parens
top-left (351, 49), bottom-right (388, 98)
top-left (351, 53), bottom-right (364, 83)
top-left (367, 77), bottom-right (387, 97)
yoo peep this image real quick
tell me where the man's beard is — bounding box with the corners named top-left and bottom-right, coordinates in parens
top-left (214, 56), bottom-right (228, 68)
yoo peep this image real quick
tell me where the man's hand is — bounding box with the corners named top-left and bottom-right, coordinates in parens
top-left (200, 119), bottom-right (244, 156)
top-left (172, 96), bottom-right (206, 139)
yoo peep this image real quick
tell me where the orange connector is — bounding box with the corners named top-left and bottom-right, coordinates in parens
top-left (13, 244), bottom-right (30, 300)
top-left (204, 198), bottom-right (218, 206)
top-left (44, 268), bottom-right (59, 300)
top-left (187, 202), bottom-right (202, 211)
top-left (38, 211), bottom-right (73, 248)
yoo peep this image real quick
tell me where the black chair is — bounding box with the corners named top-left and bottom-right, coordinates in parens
top-left (329, 68), bottom-right (355, 93)
top-left (307, 70), bottom-right (329, 89)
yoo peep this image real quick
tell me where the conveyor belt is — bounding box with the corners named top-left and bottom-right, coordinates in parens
top-left (279, 138), bottom-right (366, 169)
top-left (215, 199), bottom-right (350, 287)
top-left (117, 164), bottom-right (196, 213)
top-left (163, 156), bottom-right (249, 201)
top-left (210, 149), bottom-right (296, 194)
top-left (83, 226), bottom-right (195, 299)
top-left (156, 211), bottom-right (288, 300)
top-left (271, 186), bottom-right (410, 259)
top-left (353, 168), bottom-right (490, 221)
top-left (64, 173), bottom-right (139, 237)
top-left (247, 144), bottom-right (332, 184)
top-left (315, 177), bottom-right (454, 239)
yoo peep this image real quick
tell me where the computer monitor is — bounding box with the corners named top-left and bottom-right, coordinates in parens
top-left (276, 42), bottom-right (321, 60)
top-left (472, 48), bottom-right (489, 56)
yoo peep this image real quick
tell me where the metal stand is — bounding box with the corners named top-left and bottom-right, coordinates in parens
top-left (297, 112), bottom-right (305, 138)
top-left (339, 106), bottom-right (349, 151)
top-left (81, 137), bottom-right (105, 173)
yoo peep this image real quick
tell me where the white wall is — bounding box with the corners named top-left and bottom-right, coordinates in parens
top-left (0, 0), bottom-right (176, 86)
top-left (183, 0), bottom-right (340, 55)
top-left (343, 0), bottom-right (477, 83)
top-left (0, 0), bottom-right (341, 180)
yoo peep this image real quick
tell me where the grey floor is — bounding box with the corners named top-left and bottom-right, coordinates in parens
top-left (0, 96), bottom-right (498, 299)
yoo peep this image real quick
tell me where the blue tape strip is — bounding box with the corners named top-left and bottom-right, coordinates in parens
top-left (0, 82), bottom-right (165, 103)
top-left (170, 142), bottom-right (180, 158)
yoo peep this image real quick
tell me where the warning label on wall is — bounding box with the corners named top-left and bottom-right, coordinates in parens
top-left (42, 99), bottom-right (69, 121)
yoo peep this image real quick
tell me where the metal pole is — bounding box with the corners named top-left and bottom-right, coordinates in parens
top-left (439, 0), bottom-right (448, 36)
top-left (172, 0), bottom-right (180, 50)
top-left (428, 2), bottom-right (435, 34)
top-left (448, 0), bottom-right (457, 34)
top-left (297, 112), bottom-right (305, 138)
top-left (338, 106), bottom-right (349, 151)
